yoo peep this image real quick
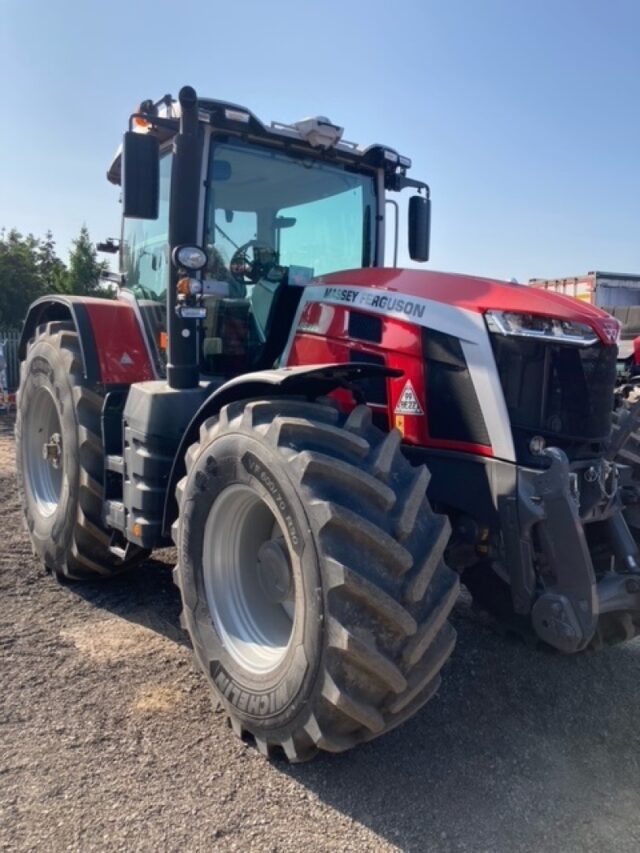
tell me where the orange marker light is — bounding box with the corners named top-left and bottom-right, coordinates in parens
top-left (159, 331), bottom-right (168, 350)
top-left (177, 277), bottom-right (202, 296)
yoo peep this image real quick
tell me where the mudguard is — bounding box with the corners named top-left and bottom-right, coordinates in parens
top-left (161, 362), bottom-right (401, 535)
top-left (19, 295), bottom-right (154, 386)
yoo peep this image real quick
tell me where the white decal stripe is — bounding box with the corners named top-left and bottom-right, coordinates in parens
top-left (281, 283), bottom-right (516, 462)
top-left (458, 315), bottom-right (516, 462)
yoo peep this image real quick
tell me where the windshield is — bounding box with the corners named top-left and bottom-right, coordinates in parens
top-left (196, 139), bottom-right (376, 378)
top-left (204, 139), bottom-right (376, 281)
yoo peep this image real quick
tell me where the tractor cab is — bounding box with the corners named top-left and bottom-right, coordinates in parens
top-left (106, 89), bottom-right (431, 387)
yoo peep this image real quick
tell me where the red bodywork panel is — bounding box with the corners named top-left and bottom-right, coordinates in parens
top-left (287, 267), bottom-right (622, 457)
top-left (318, 268), bottom-right (620, 344)
top-left (289, 316), bottom-right (427, 444)
top-left (82, 298), bottom-right (154, 384)
top-left (287, 301), bottom-right (495, 456)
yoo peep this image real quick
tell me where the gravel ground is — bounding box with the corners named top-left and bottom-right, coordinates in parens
top-left (2, 411), bottom-right (640, 852)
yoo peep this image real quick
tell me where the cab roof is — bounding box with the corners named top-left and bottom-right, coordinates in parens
top-left (107, 94), bottom-right (413, 187)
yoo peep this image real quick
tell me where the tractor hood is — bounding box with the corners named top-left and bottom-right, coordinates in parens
top-left (317, 268), bottom-right (620, 345)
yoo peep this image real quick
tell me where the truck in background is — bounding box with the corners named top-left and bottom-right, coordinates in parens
top-left (530, 271), bottom-right (640, 360)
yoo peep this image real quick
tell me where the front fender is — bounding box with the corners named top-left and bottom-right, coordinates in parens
top-left (162, 362), bottom-right (401, 536)
top-left (19, 294), bottom-right (154, 386)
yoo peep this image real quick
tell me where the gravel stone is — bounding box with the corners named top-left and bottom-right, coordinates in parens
top-left (2, 413), bottom-right (640, 852)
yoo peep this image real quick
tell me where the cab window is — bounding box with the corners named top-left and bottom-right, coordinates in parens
top-left (201, 139), bottom-right (376, 378)
top-left (122, 151), bottom-right (172, 300)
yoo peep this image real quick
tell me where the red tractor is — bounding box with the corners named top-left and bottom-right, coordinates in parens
top-left (16, 86), bottom-right (640, 762)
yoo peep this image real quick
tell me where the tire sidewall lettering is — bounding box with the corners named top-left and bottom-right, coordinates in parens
top-left (17, 341), bottom-right (78, 552)
top-left (242, 451), bottom-right (303, 555)
top-left (179, 432), bottom-right (323, 725)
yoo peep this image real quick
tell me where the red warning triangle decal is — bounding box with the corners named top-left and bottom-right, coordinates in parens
top-left (394, 380), bottom-right (424, 415)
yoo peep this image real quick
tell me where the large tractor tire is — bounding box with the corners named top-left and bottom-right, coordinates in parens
top-left (16, 321), bottom-right (148, 580)
top-left (612, 402), bottom-right (640, 534)
top-left (173, 399), bottom-right (459, 762)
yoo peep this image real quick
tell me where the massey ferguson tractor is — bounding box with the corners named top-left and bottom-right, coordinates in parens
top-left (16, 86), bottom-right (640, 762)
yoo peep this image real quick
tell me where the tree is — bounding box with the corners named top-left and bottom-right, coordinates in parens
top-left (0, 226), bottom-right (111, 327)
top-left (65, 225), bottom-right (108, 297)
top-left (0, 229), bottom-right (48, 327)
top-left (36, 230), bottom-right (67, 294)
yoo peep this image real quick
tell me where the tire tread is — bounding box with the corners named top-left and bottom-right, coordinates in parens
top-left (173, 401), bottom-right (458, 761)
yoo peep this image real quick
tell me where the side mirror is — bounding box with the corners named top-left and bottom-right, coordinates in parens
top-left (122, 131), bottom-right (159, 219)
top-left (408, 195), bottom-right (431, 262)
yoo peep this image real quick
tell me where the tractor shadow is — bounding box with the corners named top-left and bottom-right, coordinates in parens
top-left (283, 596), bottom-right (640, 852)
top-left (65, 549), bottom-right (189, 648)
top-left (67, 557), bottom-right (640, 852)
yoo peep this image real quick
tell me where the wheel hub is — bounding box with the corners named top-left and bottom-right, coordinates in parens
top-left (42, 433), bottom-right (62, 469)
top-left (24, 386), bottom-right (64, 519)
top-left (257, 539), bottom-right (292, 604)
top-left (202, 483), bottom-right (296, 674)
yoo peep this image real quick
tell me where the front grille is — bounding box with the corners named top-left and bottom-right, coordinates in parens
top-left (490, 334), bottom-right (617, 463)
top-left (423, 329), bottom-right (491, 447)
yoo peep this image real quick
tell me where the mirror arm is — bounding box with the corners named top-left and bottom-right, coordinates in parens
top-left (384, 199), bottom-right (400, 267)
top-left (390, 174), bottom-right (430, 197)
top-left (100, 271), bottom-right (126, 286)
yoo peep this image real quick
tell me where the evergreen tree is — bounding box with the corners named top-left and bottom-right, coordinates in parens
top-left (0, 229), bottom-right (47, 326)
top-left (36, 230), bottom-right (67, 293)
top-left (66, 225), bottom-right (108, 297)
top-left (0, 225), bottom-right (112, 327)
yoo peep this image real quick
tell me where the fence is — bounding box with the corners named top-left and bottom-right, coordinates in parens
top-left (0, 328), bottom-right (21, 393)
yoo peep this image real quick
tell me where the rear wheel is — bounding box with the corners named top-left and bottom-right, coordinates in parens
top-left (612, 403), bottom-right (640, 534)
top-left (16, 321), bottom-right (148, 580)
top-left (173, 399), bottom-right (459, 761)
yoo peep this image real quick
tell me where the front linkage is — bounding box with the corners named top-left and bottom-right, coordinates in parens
top-left (498, 413), bottom-right (640, 652)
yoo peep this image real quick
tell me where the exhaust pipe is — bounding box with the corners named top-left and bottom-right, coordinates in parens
top-left (167, 85), bottom-right (201, 390)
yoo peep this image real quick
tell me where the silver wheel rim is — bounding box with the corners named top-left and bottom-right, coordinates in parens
top-left (24, 386), bottom-right (63, 518)
top-left (203, 483), bottom-right (296, 674)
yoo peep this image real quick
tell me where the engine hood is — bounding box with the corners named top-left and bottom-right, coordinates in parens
top-left (317, 268), bottom-right (620, 345)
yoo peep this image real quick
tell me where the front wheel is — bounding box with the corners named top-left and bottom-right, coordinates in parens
top-left (173, 398), bottom-right (459, 762)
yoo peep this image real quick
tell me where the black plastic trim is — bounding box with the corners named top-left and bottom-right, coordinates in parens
top-left (161, 363), bottom-right (401, 536)
top-left (19, 295), bottom-right (102, 384)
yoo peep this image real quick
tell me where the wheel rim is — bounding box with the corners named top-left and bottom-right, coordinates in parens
top-left (203, 484), bottom-right (296, 674)
top-left (24, 386), bottom-right (63, 518)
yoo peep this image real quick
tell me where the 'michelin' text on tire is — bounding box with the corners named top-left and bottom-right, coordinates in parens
top-left (173, 398), bottom-right (459, 761)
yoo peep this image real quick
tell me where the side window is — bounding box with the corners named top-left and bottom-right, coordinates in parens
top-left (121, 151), bottom-right (172, 299)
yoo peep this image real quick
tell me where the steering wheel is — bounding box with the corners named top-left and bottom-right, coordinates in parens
top-left (229, 240), bottom-right (279, 286)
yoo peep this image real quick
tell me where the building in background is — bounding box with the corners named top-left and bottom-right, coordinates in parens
top-left (529, 271), bottom-right (640, 308)
top-left (530, 271), bottom-right (640, 357)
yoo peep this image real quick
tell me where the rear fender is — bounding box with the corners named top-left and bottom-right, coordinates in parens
top-left (162, 362), bottom-right (401, 535)
top-left (19, 295), bottom-right (155, 386)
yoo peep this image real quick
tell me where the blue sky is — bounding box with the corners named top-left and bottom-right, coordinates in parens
top-left (1, 0), bottom-right (638, 283)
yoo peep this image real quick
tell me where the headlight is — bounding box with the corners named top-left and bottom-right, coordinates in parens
top-left (484, 310), bottom-right (599, 346)
top-left (172, 245), bottom-right (208, 271)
